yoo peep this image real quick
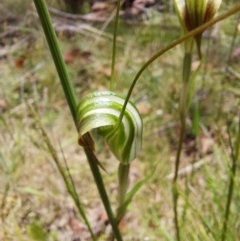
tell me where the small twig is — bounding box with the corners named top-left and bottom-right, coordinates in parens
top-left (166, 157), bottom-right (212, 180)
top-left (9, 99), bottom-right (35, 114)
top-left (49, 6), bottom-right (100, 21)
top-left (0, 3), bottom-right (16, 18)
top-left (51, 17), bottom-right (124, 43)
top-left (0, 38), bottom-right (28, 57)
top-left (226, 66), bottom-right (240, 80)
top-left (92, 0), bottom-right (125, 47)
top-left (20, 62), bottom-right (45, 102)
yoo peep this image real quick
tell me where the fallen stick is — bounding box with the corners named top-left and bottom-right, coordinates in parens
top-left (166, 157), bottom-right (213, 180)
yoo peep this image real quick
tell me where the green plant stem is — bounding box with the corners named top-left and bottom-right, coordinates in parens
top-left (110, 0), bottom-right (121, 91)
top-left (85, 149), bottom-right (123, 241)
top-left (221, 116), bottom-right (240, 241)
top-left (33, 1), bottom-right (123, 240)
top-left (110, 163), bottom-right (130, 241)
top-left (217, 12), bottom-right (240, 122)
top-left (118, 163), bottom-right (130, 207)
top-left (110, 0), bottom-right (130, 222)
top-left (172, 53), bottom-right (192, 241)
top-left (116, 4), bottom-right (240, 125)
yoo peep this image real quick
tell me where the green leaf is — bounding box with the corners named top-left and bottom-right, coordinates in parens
top-left (0, 115), bottom-right (8, 127)
top-left (192, 100), bottom-right (200, 136)
top-left (116, 163), bottom-right (158, 223)
top-left (13, 226), bottom-right (25, 241)
top-left (18, 187), bottom-right (44, 197)
top-left (26, 222), bottom-right (47, 241)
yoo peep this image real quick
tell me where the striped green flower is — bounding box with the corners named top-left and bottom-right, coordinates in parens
top-left (76, 91), bottom-right (143, 165)
top-left (174, 0), bottom-right (222, 56)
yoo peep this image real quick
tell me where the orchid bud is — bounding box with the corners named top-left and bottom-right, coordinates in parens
top-left (174, 0), bottom-right (222, 57)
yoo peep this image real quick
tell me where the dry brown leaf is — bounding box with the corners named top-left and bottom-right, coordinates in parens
top-left (79, 51), bottom-right (92, 65)
top-left (136, 103), bottom-right (150, 115)
top-left (92, 2), bottom-right (110, 12)
top-left (129, 6), bottom-right (142, 15)
top-left (98, 212), bottom-right (108, 222)
top-left (64, 48), bottom-right (80, 64)
top-left (199, 135), bottom-right (214, 155)
top-left (81, 12), bottom-right (109, 22)
top-left (231, 46), bottom-right (240, 62)
top-left (15, 55), bottom-right (26, 68)
top-left (96, 85), bottom-right (108, 91)
top-left (118, 219), bottom-right (126, 231)
top-left (184, 134), bottom-right (196, 156)
top-left (68, 216), bottom-right (84, 235)
top-left (0, 99), bottom-right (7, 111)
top-left (96, 66), bottom-right (111, 78)
top-left (191, 60), bottom-right (200, 71)
top-left (134, 0), bottom-right (154, 6)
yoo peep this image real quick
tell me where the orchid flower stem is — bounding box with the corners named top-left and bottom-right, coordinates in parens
top-left (116, 4), bottom-right (240, 125)
top-left (221, 116), bottom-right (240, 241)
top-left (110, 0), bottom-right (121, 91)
top-left (85, 149), bottom-right (123, 241)
top-left (33, 1), bottom-right (122, 240)
top-left (118, 163), bottom-right (130, 207)
top-left (172, 53), bottom-right (192, 241)
top-left (109, 8), bottom-right (124, 219)
top-left (109, 163), bottom-right (129, 241)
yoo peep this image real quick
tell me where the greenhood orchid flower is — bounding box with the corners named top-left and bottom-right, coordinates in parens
top-left (76, 91), bottom-right (143, 165)
top-left (174, 0), bottom-right (222, 57)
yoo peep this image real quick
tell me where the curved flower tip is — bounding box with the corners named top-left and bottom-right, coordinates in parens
top-left (174, 0), bottom-right (222, 57)
top-left (76, 91), bottom-right (143, 165)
